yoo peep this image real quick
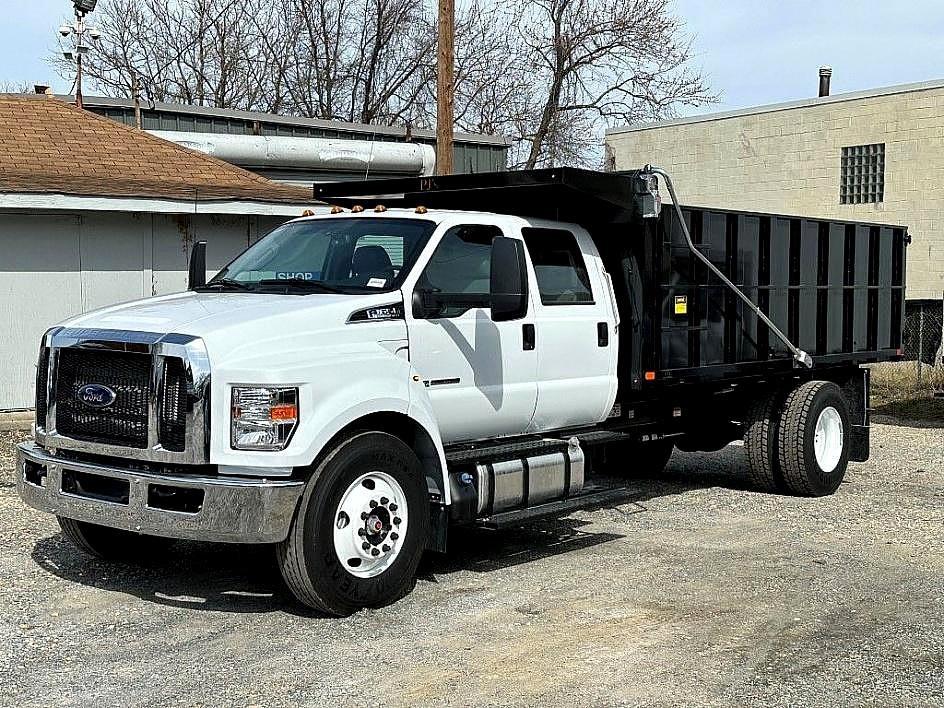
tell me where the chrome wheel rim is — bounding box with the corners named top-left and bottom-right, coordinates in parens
top-left (813, 406), bottom-right (843, 473)
top-left (333, 471), bottom-right (408, 579)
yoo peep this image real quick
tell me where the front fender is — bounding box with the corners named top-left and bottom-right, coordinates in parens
top-left (208, 340), bottom-right (450, 503)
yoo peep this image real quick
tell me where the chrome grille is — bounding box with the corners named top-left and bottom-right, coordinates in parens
top-left (159, 358), bottom-right (188, 452)
top-left (55, 348), bottom-right (151, 448)
top-left (35, 347), bottom-right (49, 429)
top-left (39, 328), bottom-right (210, 464)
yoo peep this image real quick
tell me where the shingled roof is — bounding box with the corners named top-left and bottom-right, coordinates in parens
top-left (0, 94), bottom-right (311, 204)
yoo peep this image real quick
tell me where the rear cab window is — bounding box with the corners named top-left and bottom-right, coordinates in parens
top-left (521, 227), bottom-right (594, 305)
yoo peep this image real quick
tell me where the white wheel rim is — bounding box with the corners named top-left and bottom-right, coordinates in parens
top-left (813, 406), bottom-right (844, 473)
top-left (332, 471), bottom-right (408, 579)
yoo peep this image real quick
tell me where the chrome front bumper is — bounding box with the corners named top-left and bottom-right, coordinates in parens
top-left (16, 442), bottom-right (304, 544)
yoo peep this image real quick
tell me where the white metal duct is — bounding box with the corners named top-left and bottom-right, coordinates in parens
top-left (149, 130), bottom-right (436, 179)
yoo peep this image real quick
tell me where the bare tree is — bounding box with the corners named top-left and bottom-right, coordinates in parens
top-left (510, 0), bottom-right (715, 168)
top-left (0, 81), bottom-right (33, 93)
top-left (54, 0), bottom-right (713, 169)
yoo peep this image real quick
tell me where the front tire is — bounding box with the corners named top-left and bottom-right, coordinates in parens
top-left (277, 431), bottom-right (430, 616)
top-left (57, 517), bottom-right (173, 560)
top-left (777, 381), bottom-right (850, 496)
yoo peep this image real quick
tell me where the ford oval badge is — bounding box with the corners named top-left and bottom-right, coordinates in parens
top-left (77, 383), bottom-right (117, 408)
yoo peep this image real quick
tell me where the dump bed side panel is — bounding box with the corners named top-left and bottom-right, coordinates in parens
top-left (656, 207), bottom-right (907, 375)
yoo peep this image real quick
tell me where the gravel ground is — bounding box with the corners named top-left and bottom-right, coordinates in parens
top-left (1, 421), bottom-right (942, 707)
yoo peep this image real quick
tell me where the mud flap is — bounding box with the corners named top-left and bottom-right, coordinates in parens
top-left (842, 368), bottom-right (870, 462)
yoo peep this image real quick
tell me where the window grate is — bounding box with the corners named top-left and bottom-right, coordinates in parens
top-left (840, 143), bottom-right (884, 204)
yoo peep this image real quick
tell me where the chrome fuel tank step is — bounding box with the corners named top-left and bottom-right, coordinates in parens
top-left (447, 437), bottom-right (585, 522)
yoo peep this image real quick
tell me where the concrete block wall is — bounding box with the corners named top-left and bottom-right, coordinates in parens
top-left (606, 84), bottom-right (944, 301)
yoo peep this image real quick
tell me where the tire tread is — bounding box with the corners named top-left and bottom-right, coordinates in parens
top-left (778, 380), bottom-right (832, 496)
top-left (744, 390), bottom-right (782, 492)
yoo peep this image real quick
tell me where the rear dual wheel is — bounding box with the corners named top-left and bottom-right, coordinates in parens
top-left (744, 380), bottom-right (850, 496)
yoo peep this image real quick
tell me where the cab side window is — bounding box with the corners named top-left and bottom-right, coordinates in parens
top-left (416, 224), bottom-right (500, 317)
top-left (522, 227), bottom-right (594, 305)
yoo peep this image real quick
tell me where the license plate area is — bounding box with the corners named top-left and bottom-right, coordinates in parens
top-left (61, 468), bottom-right (130, 505)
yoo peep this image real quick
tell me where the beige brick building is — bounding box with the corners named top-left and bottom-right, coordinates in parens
top-left (606, 79), bottom-right (944, 302)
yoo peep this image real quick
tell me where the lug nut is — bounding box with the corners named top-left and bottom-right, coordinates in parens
top-left (390, 532), bottom-right (399, 540)
top-left (371, 548), bottom-right (380, 557)
top-left (362, 542), bottom-right (370, 550)
top-left (369, 500), bottom-right (378, 508)
top-left (382, 544), bottom-right (391, 552)
top-left (358, 528), bottom-right (366, 537)
top-left (389, 503), bottom-right (398, 512)
top-left (393, 516), bottom-right (401, 525)
top-left (360, 512), bottom-right (368, 520)
top-left (380, 496), bottom-right (389, 505)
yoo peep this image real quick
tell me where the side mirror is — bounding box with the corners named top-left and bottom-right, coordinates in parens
top-left (490, 236), bottom-right (528, 322)
top-left (188, 240), bottom-right (207, 290)
top-left (412, 289), bottom-right (441, 319)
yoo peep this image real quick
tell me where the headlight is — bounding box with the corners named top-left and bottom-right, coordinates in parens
top-left (231, 386), bottom-right (299, 450)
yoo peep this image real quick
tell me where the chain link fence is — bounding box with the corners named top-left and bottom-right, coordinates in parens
top-left (871, 298), bottom-right (944, 402)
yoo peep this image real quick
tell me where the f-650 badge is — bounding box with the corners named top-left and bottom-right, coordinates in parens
top-left (77, 384), bottom-right (117, 408)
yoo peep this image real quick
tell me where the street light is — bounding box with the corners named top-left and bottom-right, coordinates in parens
top-left (59, 0), bottom-right (100, 109)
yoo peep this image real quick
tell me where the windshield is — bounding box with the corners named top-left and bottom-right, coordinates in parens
top-left (208, 217), bottom-right (436, 293)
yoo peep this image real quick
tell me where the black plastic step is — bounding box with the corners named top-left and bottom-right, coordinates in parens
top-left (445, 437), bottom-right (570, 464)
top-left (475, 485), bottom-right (638, 529)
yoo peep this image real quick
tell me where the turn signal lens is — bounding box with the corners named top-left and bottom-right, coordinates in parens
top-left (644, 371), bottom-right (656, 381)
top-left (270, 404), bottom-right (298, 421)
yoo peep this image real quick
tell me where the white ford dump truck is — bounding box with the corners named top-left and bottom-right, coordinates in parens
top-left (17, 168), bottom-right (907, 615)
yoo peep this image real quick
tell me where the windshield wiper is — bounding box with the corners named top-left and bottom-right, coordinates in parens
top-left (255, 278), bottom-right (347, 294)
top-left (200, 278), bottom-right (254, 291)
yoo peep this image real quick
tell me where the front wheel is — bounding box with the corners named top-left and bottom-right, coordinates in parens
top-left (277, 431), bottom-right (430, 616)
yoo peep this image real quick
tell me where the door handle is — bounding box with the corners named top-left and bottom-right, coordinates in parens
top-left (597, 322), bottom-right (609, 347)
top-left (522, 323), bottom-right (535, 351)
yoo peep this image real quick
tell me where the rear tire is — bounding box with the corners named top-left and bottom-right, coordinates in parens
top-left (744, 390), bottom-right (786, 493)
top-left (57, 517), bottom-right (173, 560)
top-left (277, 431), bottom-right (429, 616)
top-left (778, 381), bottom-right (850, 496)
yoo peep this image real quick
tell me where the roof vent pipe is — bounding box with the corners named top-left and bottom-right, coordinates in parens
top-left (818, 66), bottom-right (832, 97)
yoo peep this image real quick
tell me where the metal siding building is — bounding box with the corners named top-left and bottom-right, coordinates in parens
top-left (78, 96), bottom-right (510, 181)
top-left (605, 79), bottom-right (944, 303)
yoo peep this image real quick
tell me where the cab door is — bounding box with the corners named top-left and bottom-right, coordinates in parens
top-left (522, 225), bottom-right (618, 432)
top-left (406, 222), bottom-right (537, 443)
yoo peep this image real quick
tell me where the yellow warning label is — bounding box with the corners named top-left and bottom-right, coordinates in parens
top-left (674, 295), bottom-right (688, 315)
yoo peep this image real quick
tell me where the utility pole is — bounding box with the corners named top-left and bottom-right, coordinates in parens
top-left (59, 1), bottom-right (100, 110)
top-left (132, 74), bottom-right (142, 129)
top-left (436, 0), bottom-right (455, 175)
top-left (75, 26), bottom-right (83, 109)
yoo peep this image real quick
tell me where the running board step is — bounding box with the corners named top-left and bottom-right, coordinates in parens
top-left (445, 430), bottom-right (634, 466)
top-left (474, 486), bottom-right (638, 529)
top-left (446, 437), bottom-right (570, 464)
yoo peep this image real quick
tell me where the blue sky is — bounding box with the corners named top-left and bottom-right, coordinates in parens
top-left (3, 0), bottom-right (944, 116)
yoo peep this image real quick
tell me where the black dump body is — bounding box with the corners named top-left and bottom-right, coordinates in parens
top-left (316, 167), bottom-right (907, 391)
